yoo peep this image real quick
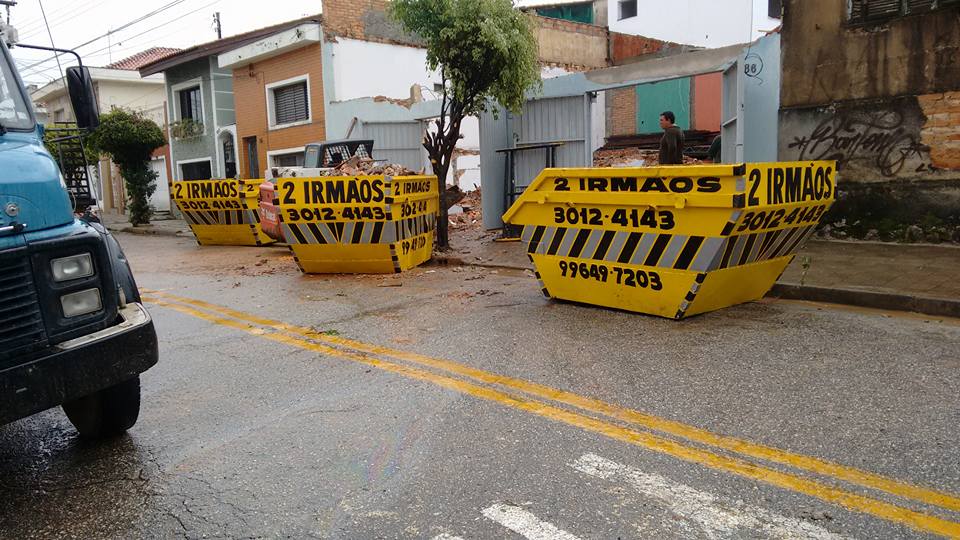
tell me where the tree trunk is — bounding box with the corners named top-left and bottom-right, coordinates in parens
top-left (434, 160), bottom-right (450, 249)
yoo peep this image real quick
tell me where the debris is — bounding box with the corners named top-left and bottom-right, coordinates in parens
top-left (377, 282), bottom-right (403, 287)
top-left (320, 156), bottom-right (417, 177)
top-left (593, 147), bottom-right (703, 167)
top-left (449, 188), bottom-right (482, 231)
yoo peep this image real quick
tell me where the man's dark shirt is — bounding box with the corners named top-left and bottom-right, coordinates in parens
top-left (659, 125), bottom-right (684, 165)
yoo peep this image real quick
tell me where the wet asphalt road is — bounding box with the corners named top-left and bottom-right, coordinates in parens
top-left (1, 233), bottom-right (959, 539)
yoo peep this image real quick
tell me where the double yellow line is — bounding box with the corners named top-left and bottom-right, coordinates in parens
top-left (142, 289), bottom-right (960, 538)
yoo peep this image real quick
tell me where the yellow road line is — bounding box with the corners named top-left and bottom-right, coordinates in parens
top-left (142, 288), bottom-right (960, 516)
top-left (144, 296), bottom-right (960, 538)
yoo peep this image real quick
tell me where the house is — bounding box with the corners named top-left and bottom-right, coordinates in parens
top-left (777, 0), bottom-right (960, 240)
top-left (609, 0), bottom-right (780, 48)
top-left (218, 22), bottom-right (326, 176)
top-left (31, 47), bottom-right (179, 214)
top-left (138, 16), bottom-right (321, 183)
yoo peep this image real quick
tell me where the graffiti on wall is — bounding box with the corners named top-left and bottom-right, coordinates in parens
top-left (786, 108), bottom-right (937, 178)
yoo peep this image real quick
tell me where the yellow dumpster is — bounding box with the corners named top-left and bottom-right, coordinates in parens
top-left (172, 178), bottom-right (275, 246)
top-left (503, 161), bottom-right (836, 319)
top-left (275, 174), bottom-right (439, 273)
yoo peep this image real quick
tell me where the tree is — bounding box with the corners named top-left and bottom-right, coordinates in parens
top-left (86, 109), bottom-right (166, 226)
top-left (390, 0), bottom-right (541, 248)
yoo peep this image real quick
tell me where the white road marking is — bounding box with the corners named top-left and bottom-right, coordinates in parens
top-left (482, 503), bottom-right (582, 540)
top-left (430, 534), bottom-right (465, 540)
top-left (572, 453), bottom-right (849, 540)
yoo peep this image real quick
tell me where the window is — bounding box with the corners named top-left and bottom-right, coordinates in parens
top-left (177, 85), bottom-right (202, 121)
top-left (180, 160), bottom-right (212, 181)
top-left (849, 0), bottom-right (960, 24)
top-left (267, 75), bottom-right (310, 129)
top-left (270, 151), bottom-right (304, 168)
top-left (53, 108), bottom-right (67, 122)
top-left (618, 0), bottom-right (637, 20)
top-left (768, 0), bottom-right (782, 19)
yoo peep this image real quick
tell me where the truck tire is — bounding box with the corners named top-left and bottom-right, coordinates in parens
top-left (62, 377), bottom-right (141, 438)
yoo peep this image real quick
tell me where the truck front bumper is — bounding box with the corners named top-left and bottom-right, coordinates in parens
top-left (0, 302), bottom-right (158, 426)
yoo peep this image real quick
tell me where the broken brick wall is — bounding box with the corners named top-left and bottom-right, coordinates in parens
top-left (777, 0), bottom-right (960, 239)
top-left (321, 0), bottom-right (627, 72)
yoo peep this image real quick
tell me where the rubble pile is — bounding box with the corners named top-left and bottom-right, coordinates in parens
top-left (593, 147), bottom-right (703, 167)
top-left (449, 188), bottom-right (482, 230)
top-left (320, 156), bottom-right (419, 177)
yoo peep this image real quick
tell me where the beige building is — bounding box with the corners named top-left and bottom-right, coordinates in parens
top-left (30, 47), bottom-right (178, 215)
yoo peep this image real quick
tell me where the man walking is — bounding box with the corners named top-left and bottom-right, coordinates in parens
top-left (658, 111), bottom-right (684, 165)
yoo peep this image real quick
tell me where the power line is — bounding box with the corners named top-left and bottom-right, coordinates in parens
top-left (37, 0), bottom-right (64, 82)
top-left (18, 0), bottom-right (189, 72)
top-left (18, 0), bottom-right (221, 79)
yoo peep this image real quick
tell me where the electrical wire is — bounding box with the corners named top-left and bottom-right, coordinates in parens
top-left (37, 0), bottom-right (64, 82)
top-left (18, 0), bottom-right (190, 73)
top-left (18, 0), bottom-right (220, 80)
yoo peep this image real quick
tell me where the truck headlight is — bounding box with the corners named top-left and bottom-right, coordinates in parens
top-left (51, 253), bottom-right (94, 282)
top-left (61, 288), bottom-right (102, 318)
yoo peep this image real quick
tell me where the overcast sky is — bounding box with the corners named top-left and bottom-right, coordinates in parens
top-left (7, 0), bottom-right (317, 86)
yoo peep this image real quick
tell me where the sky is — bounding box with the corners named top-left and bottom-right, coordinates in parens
top-left (6, 0), bottom-right (317, 86)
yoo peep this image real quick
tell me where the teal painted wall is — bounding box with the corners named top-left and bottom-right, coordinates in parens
top-left (635, 78), bottom-right (691, 133)
top-left (535, 3), bottom-right (593, 24)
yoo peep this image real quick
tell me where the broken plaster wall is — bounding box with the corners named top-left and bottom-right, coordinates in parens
top-left (778, 0), bottom-right (960, 237)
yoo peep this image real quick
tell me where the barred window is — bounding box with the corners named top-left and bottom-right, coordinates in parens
top-left (269, 79), bottom-right (309, 127)
top-left (850, 0), bottom-right (959, 24)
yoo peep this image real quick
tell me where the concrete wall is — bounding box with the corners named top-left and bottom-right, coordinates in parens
top-left (321, 0), bottom-right (617, 72)
top-left (232, 43), bottom-right (326, 178)
top-left (780, 0), bottom-right (960, 109)
top-left (327, 37), bottom-right (440, 103)
top-left (166, 58), bottom-right (219, 179)
top-left (779, 0), bottom-right (960, 237)
top-left (608, 0), bottom-right (778, 48)
top-left (533, 15), bottom-right (608, 70)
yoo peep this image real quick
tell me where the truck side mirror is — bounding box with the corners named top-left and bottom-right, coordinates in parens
top-left (66, 66), bottom-right (99, 131)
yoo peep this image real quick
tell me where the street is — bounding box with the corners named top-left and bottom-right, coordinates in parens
top-left (1, 233), bottom-right (959, 539)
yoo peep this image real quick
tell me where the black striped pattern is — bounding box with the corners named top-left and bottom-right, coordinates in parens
top-left (181, 209), bottom-right (253, 226)
top-left (522, 224), bottom-right (817, 272)
top-left (282, 215), bottom-right (437, 246)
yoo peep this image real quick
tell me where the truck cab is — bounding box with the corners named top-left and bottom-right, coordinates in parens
top-left (0, 25), bottom-right (157, 437)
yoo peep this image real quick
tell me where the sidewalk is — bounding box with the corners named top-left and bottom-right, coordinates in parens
top-left (100, 212), bottom-right (192, 237)
top-left (439, 228), bottom-right (960, 318)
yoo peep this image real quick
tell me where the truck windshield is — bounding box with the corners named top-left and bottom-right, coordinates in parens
top-left (0, 42), bottom-right (34, 130)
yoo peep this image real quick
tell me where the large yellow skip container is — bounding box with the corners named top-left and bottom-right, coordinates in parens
top-left (275, 174), bottom-right (439, 273)
top-left (172, 178), bottom-right (274, 246)
top-left (503, 161), bottom-right (837, 319)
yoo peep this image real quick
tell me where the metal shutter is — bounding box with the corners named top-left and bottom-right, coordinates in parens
top-left (906, 0), bottom-right (936, 12)
top-left (851, 0), bottom-right (904, 22)
top-left (273, 82), bottom-right (308, 125)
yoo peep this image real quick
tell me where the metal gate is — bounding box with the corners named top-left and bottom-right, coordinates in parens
top-left (355, 120), bottom-right (428, 172)
top-left (511, 95), bottom-right (589, 191)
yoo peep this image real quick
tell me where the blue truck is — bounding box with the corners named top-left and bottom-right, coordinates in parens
top-left (0, 23), bottom-right (157, 437)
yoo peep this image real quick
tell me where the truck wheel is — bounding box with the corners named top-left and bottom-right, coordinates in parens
top-left (62, 377), bottom-right (141, 438)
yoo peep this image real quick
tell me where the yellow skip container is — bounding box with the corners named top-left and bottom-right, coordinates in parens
top-left (503, 161), bottom-right (837, 319)
top-left (172, 178), bottom-right (274, 246)
top-left (275, 174), bottom-right (439, 273)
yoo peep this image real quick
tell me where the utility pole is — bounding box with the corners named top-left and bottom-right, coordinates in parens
top-left (213, 12), bottom-right (221, 39)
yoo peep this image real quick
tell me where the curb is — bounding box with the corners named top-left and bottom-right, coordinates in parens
top-left (107, 224), bottom-right (189, 238)
top-left (430, 253), bottom-right (532, 272)
top-left (433, 254), bottom-right (959, 319)
top-left (768, 283), bottom-right (960, 319)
